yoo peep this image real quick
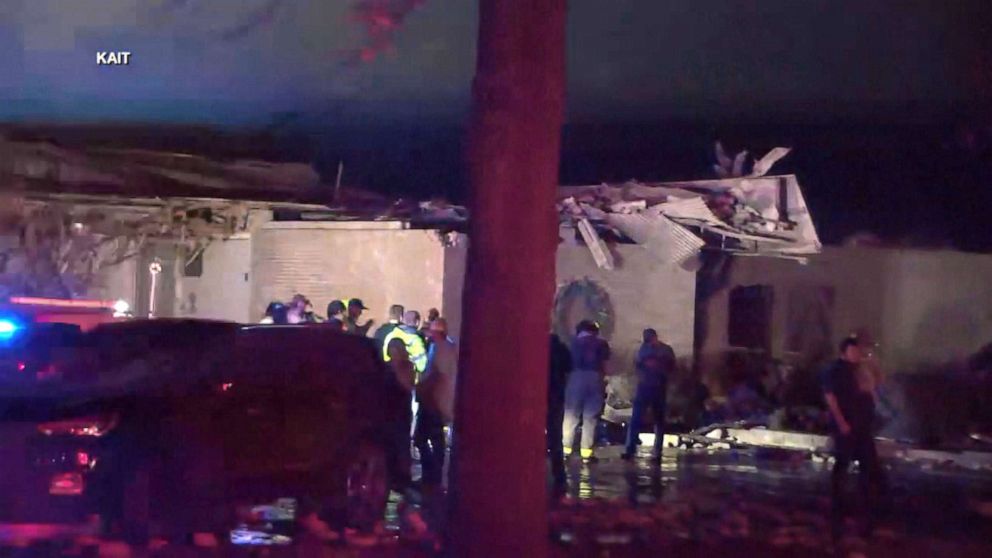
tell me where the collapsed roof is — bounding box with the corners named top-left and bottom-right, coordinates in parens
top-left (1, 134), bottom-right (820, 267)
top-left (557, 156), bottom-right (821, 268)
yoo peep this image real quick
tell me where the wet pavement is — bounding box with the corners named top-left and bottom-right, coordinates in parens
top-left (549, 445), bottom-right (992, 557)
top-left (3, 444), bottom-right (992, 556)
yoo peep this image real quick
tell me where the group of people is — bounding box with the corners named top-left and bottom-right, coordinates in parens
top-left (266, 296), bottom-right (888, 537)
top-left (377, 304), bottom-right (457, 489)
top-left (548, 320), bottom-right (677, 487)
top-left (261, 294), bottom-right (375, 335)
top-left (261, 295), bottom-right (458, 491)
top-left (548, 320), bottom-right (888, 540)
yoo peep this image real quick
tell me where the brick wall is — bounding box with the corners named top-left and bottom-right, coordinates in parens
top-left (249, 223), bottom-right (448, 331)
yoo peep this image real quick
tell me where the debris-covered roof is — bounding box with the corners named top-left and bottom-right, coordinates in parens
top-left (557, 154), bottom-right (821, 268)
top-left (1, 135), bottom-right (324, 201)
top-left (0, 136), bottom-right (468, 226)
top-left (1, 134), bottom-right (820, 263)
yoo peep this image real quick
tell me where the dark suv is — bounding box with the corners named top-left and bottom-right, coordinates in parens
top-left (0, 319), bottom-right (405, 547)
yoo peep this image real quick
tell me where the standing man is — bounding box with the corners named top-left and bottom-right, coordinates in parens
top-left (325, 300), bottom-right (346, 331)
top-left (261, 302), bottom-right (288, 324)
top-left (562, 320), bottom-right (611, 463)
top-left (344, 299), bottom-right (375, 336)
top-left (424, 318), bottom-right (458, 424)
top-left (548, 333), bottom-right (571, 490)
top-left (821, 336), bottom-right (888, 538)
top-left (415, 318), bottom-right (458, 487)
top-left (420, 308), bottom-right (441, 340)
top-left (384, 311), bottom-right (428, 375)
top-left (286, 294), bottom-right (311, 324)
top-left (622, 328), bottom-right (676, 464)
top-left (327, 300), bottom-right (346, 321)
top-left (374, 305), bottom-right (406, 355)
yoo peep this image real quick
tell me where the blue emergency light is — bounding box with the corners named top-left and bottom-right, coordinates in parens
top-left (0, 318), bottom-right (22, 342)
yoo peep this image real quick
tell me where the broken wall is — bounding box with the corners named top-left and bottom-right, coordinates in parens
top-left (700, 248), bottom-right (888, 394)
top-left (702, 246), bottom-right (992, 377)
top-left (88, 257), bottom-right (138, 307)
top-left (700, 246), bottom-right (992, 442)
top-left (175, 236), bottom-right (253, 323)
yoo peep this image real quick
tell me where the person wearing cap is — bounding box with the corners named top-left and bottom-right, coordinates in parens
top-left (622, 328), bottom-right (676, 464)
top-left (562, 320), bottom-right (611, 463)
top-left (374, 304), bottom-right (406, 354)
top-left (344, 298), bottom-right (374, 336)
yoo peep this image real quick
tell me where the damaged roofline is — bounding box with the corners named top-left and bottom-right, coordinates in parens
top-left (556, 174), bottom-right (822, 269)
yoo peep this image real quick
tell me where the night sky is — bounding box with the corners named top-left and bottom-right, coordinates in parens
top-left (2, 1), bottom-right (991, 248)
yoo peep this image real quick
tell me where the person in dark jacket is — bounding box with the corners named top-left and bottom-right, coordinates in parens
top-left (374, 304), bottom-right (406, 355)
top-left (344, 299), bottom-right (374, 336)
top-left (261, 302), bottom-right (289, 324)
top-left (562, 320), bottom-right (611, 462)
top-left (548, 333), bottom-right (572, 490)
top-left (821, 336), bottom-right (888, 538)
top-left (622, 328), bottom-right (676, 463)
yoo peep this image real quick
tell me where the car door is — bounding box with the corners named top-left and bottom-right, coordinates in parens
top-left (278, 332), bottom-right (352, 472)
top-left (220, 331), bottom-right (289, 480)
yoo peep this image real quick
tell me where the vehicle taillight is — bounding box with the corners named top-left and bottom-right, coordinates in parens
top-left (49, 472), bottom-right (84, 496)
top-left (38, 414), bottom-right (118, 437)
top-left (36, 364), bottom-right (58, 381)
top-left (76, 451), bottom-right (91, 467)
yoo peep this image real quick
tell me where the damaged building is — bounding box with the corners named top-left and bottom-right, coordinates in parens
top-left (1, 135), bottom-right (821, 421)
top-left (0, 131), bottom-right (470, 335)
top-left (552, 162), bottom-right (821, 422)
top-left (698, 245), bottom-right (992, 442)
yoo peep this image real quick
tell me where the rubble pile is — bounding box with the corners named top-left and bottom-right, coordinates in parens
top-left (554, 148), bottom-right (822, 269)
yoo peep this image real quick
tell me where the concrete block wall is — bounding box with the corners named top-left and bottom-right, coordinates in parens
top-left (249, 222), bottom-right (449, 331)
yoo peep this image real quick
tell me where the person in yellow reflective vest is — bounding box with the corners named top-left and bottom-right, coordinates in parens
top-left (383, 310), bottom-right (428, 374)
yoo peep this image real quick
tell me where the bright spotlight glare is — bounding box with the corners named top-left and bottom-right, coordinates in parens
top-left (113, 300), bottom-right (130, 314)
top-left (0, 319), bottom-right (20, 340)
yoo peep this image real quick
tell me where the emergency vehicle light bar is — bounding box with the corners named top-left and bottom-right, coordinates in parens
top-left (8, 297), bottom-right (117, 310)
